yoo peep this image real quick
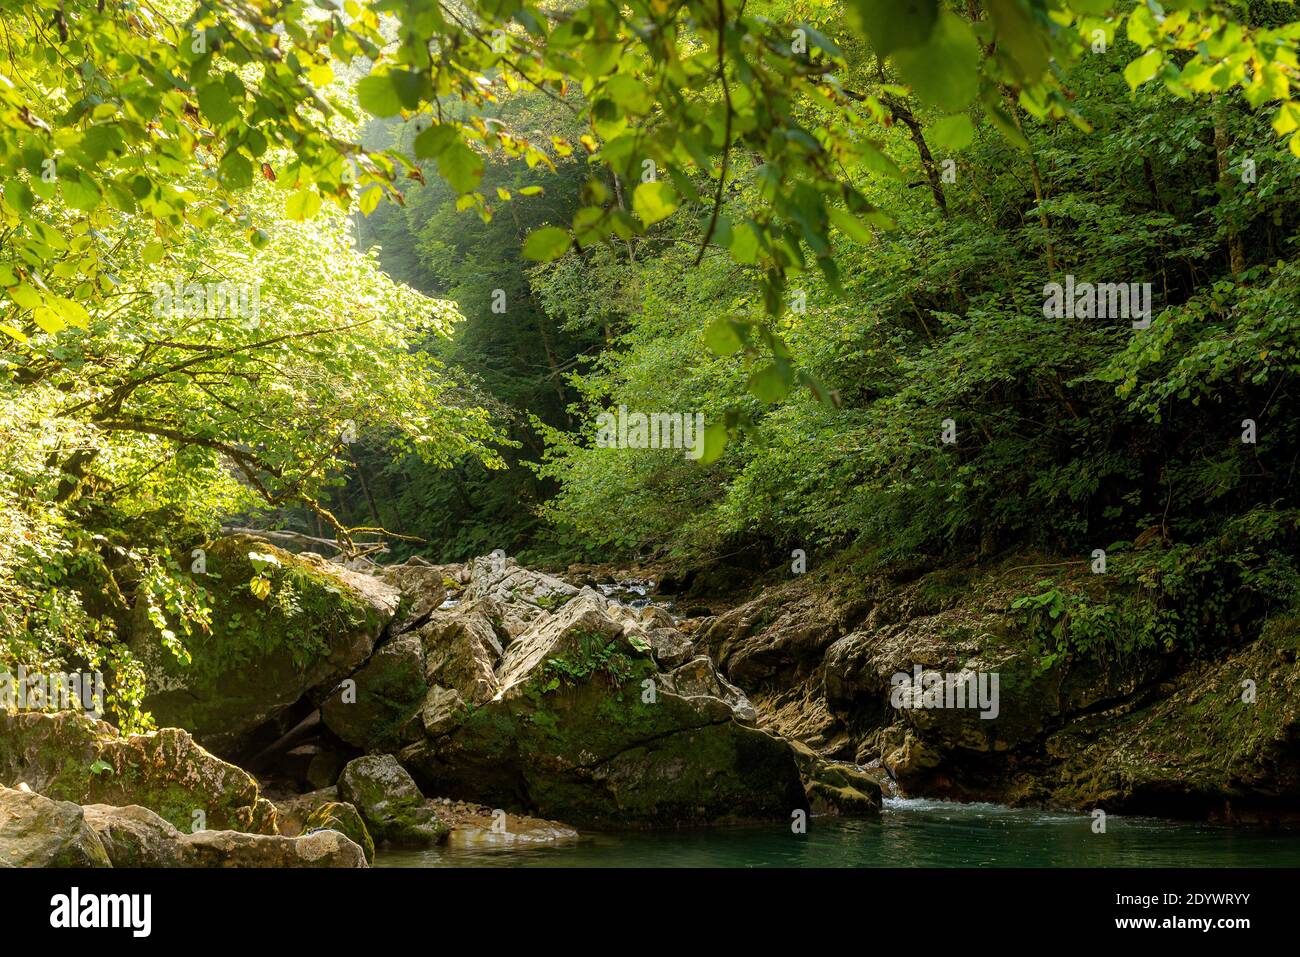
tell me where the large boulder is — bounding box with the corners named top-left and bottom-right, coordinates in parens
top-left (320, 633), bottom-right (427, 750)
top-left (337, 755), bottom-right (448, 847)
top-left (398, 583), bottom-right (809, 828)
top-left (79, 802), bottom-right (368, 867)
top-left (1047, 613), bottom-right (1300, 821)
top-left (0, 710), bottom-right (277, 834)
top-left (128, 534), bottom-right (399, 756)
top-left (0, 787), bottom-right (111, 867)
top-left (416, 601), bottom-right (506, 704)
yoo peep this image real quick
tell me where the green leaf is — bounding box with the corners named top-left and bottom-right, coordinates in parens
top-left (748, 363), bottom-right (794, 403)
top-left (197, 79), bottom-right (240, 126)
top-left (61, 172), bottom-right (102, 213)
top-left (705, 318), bottom-right (746, 356)
top-left (413, 124), bottom-right (458, 159)
top-left (849, 0), bottom-right (939, 55)
top-left (358, 182), bottom-right (384, 216)
top-left (729, 222), bottom-right (760, 264)
top-left (218, 151), bottom-right (253, 190)
top-left (437, 141), bottom-right (484, 194)
top-left (828, 207), bottom-right (875, 245)
top-left (32, 307), bottom-right (65, 334)
top-left (697, 422), bottom-right (728, 465)
top-left (893, 14), bottom-right (980, 112)
top-left (522, 226), bottom-right (572, 262)
top-left (1124, 49), bottom-right (1164, 91)
top-left (929, 114), bottom-right (975, 151)
top-left (51, 296), bottom-right (90, 329)
top-left (605, 74), bottom-right (653, 115)
top-left (357, 73), bottom-right (403, 117)
top-left (8, 283), bottom-right (42, 311)
top-left (987, 0), bottom-right (1050, 83)
top-left (632, 181), bottom-right (678, 226)
top-left (285, 188), bottom-right (322, 221)
top-left (981, 91), bottom-right (1030, 151)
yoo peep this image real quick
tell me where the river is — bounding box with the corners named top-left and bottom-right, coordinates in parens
top-left (376, 796), bottom-right (1300, 867)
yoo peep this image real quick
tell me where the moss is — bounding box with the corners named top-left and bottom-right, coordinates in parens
top-left (1048, 613), bottom-right (1300, 815)
top-left (189, 536), bottom-right (373, 681)
top-left (533, 592), bottom-right (573, 612)
top-left (303, 802), bottom-right (375, 864)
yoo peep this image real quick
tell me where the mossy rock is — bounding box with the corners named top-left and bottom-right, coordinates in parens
top-left (128, 534), bottom-right (398, 755)
top-left (0, 710), bottom-right (277, 834)
top-left (0, 786), bottom-right (112, 867)
top-left (337, 755), bottom-right (448, 848)
top-left (320, 633), bottom-right (427, 751)
top-left (1047, 613), bottom-right (1300, 820)
top-left (303, 801), bottom-right (375, 864)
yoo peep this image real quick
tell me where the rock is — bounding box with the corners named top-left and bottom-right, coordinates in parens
top-left (1047, 613), bottom-right (1300, 822)
top-left (337, 755), bottom-right (448, 847)
top-left (271, 788), bottom-right (338, 836)
top-left (645, 627), bottom-right (695, 669)
top-left (306, 750), bottom-right (347, 791)
top-left (321, 633), bottom-right (428, 750)
top-left (666, 656), bottom-right (758, 722)
top-left (787, 742), bottom-right (883, 816)
top-left (698, 583), bottom-right (849, 687)
top-left (127, 534), bottom-right (400, 756)
top-left (303, 802), bottom-right (375, 865)
top-left (400, 587), bottom-right (808, 827)
top-left (447, 810), bottom-right (579, 849)
top-left (679, 553), bottom-right (1300, 821)
top-left (460, 555), bottom-right (579, 638)
top-left (79, 801), bottom-right (367, 867)
top-left (415, 602), bottom-right (504, 703)
top-left (421, 685), bottom-right (467, 737)
top-left (82, 804), bottom-right (190, 867)
top-left (0, 787), bottom-right (111, 867)
top-left (379, 562), bottom-right (460, 633)
top-left (0, 710), bottom-right (277, 834)
top-left (185, 827), bottom-right (368, 867)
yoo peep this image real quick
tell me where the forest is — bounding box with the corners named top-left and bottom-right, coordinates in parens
top-left (3, 0), bottom-right (1300, 874)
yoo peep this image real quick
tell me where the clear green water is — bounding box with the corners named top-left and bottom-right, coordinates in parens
top-left (376, 797), bottom-right (1300, 868)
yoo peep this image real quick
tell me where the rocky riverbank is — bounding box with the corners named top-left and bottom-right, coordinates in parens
top-left (1, 537), bottom-right (880, 867)
top-left (689, 552), bottom-right (1300, 824)
top-left (7, 534), bottom-right (1294, 868)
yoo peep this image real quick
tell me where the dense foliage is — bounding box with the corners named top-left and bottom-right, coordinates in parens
top-left (3, 0), bottom-right (1300, 723)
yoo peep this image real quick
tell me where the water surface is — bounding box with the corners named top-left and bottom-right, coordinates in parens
top-left (378, 797), bottom-right (1300, 868)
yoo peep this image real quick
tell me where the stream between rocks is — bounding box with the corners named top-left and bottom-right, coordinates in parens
top-left (377, 797), bottom-right (1300, 868)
